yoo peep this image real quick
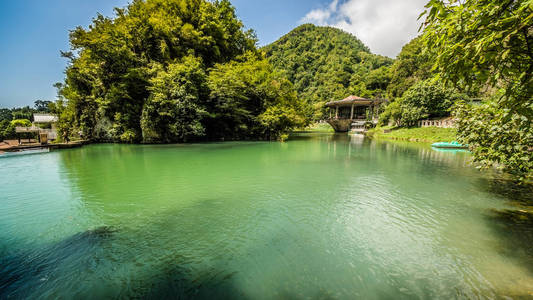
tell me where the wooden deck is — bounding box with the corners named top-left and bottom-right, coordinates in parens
top-left (0, 140), bottom-right (87, 153)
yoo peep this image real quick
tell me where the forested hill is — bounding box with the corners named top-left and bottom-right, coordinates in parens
top-left (263, 24), bottom-right (393, 119)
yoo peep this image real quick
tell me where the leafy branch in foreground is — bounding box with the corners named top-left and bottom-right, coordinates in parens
top-left (454, 101), bottom-right (532, 178)
top-left (423, 0), bottom-right (533, 178)
top-left (423, 0), bottom-right (532, 108)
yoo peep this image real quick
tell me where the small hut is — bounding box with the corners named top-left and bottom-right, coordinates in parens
top-left (15, 113), bottom-right (58, 144)
top-left (325, 96), bottom-right (387, 132)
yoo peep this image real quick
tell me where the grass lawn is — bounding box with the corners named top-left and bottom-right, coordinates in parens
top-left (294, 122), bottom-right (334, 133)
top-left (366, 126), bottom-right (457, 144)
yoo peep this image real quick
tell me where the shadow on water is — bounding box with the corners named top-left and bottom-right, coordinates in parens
top-left (481, 178), bottom-right (533, 206)
top-left (481, 179), bottom-right (533, 275)
top-left (0, 225), bottom-right (249, 299)
top-left (0, 226), bottom-right (116, 298)
top-left (487, 209), bottom-right (533, 274)
top-left (126, 264), bottom-right (247, 300)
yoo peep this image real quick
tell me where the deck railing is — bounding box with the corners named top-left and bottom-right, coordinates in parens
top-left (15, 127), bottom-right (57, 140)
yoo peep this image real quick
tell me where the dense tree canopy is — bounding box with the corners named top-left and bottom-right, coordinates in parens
top-left (0, 106), bottom-right (35, 122)
top-left (58, 0), bottom-right (306, 143)
top-left (423, 0), bottom-right (532, 109)
top-left (33, 100), bottom-right (53, 113)
top-left (423, 0), bottom-right (532, 178)
top-left (207, 53), bottom-right (306, 140)
top-left (454, 100), bottom-right (532, 177)
top-left (386, 36), bottom-right (433, 100)
top-left (380, 80), bottom-right (463, 127)
top-left (0, 119), bottom-right (32, 141)
top-left (264, 24), bottom-right (393, 120)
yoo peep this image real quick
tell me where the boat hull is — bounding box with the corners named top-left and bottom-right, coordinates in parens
top-left (431, 142), bottom-right (468, 149)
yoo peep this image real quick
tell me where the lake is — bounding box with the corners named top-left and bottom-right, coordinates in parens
top-left (1, 133), bottom-right (532, 299)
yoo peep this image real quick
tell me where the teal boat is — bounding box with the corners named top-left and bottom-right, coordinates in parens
top-left (431, 141), bottom-right (468, 149)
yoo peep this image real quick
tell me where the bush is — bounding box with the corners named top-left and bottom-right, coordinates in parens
top-left (0, 119), bottom-right (11, 140)
top-left (10, 119), bottom-right (31, 127)
top-left (454, 102), bottom-right (532, 179)
top-left (380, 80), bottom-right (464, 127)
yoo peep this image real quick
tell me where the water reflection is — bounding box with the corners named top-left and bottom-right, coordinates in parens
top-left (488, 209), bottom-right (533, 270)
top-left (1, 134), bottom-right (532, 298)
top-left (480, 178), bottom-right (533, 283)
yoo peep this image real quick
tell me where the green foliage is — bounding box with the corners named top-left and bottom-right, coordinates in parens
top-left (0, 112), bottom-right (36, 140)
top-left (298, 122), bottom-right (335, 133)
top-left (264, 24), bottom-right (393, 120)
top-left (0, 119), bottom-right (31, 141)
top-left (378, 101), bottom-right (402, 126)
top-left (58, 0), bottom-right (305, 143)
top-left (208, 53), bottom-right (308, 140)
top-left (423, 0), bottom-right (533, 176)
top-left (454, 102), bottom-right (532, 179)
top-left (367, 126), bottom-right (457, 144)
top-left (56, 101), bottom-right (77, 142)
top-left (0, 119), bottom-right (13, 140)
top-left (386, 36), bottom-right (433, 99)
top-left (34, 100), bottom-right (52, 112)
top-left (141, 56), bottom-right (207, 143)
top-left (380, 80), bottom-right (463, 126)
top-left (10, 107), bottom-right (34, 121)
top-left (0, 101), bottom-right (55, 124)
top-left (10, 119), bottom-right (32, 127)
top-left (423, 0), bottom-right (532, 108)
top-left (0, 109), bottom-right (13, 122)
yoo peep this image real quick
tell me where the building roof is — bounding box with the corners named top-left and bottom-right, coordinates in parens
top-left (325, 96), bottom-right (388, 107)
top-left (33, 114), bottom-right (58, 123)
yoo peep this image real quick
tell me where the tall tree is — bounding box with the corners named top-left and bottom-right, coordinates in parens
top-left (59, 0), bottom-right (305, 143)
top-left (0, 109), bottom-right (13, 122)
top-left (34, 100), bottom-right (52, 112)
top-left (386, 36), bottom-right (433, 100)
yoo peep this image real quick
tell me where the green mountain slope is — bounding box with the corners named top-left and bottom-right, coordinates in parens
top-left (263, 24), bottom-right (393, 119)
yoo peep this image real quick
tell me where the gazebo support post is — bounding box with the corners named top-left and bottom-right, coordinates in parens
top-left (324, 96), bottom-right (388, 132)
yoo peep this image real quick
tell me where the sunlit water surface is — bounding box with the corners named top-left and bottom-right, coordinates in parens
top-left (1, 133), bottom-right (532, 299)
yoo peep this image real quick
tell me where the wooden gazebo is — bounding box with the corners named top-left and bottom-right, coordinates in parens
top-left (325, 96), bottom-right (387, 132)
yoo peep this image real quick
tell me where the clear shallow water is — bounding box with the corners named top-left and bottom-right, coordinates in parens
top-left (1, 133), bottom-right (532, 299)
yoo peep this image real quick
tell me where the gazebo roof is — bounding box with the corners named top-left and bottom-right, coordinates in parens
top-left (325, 96), bottom-right (387, 107)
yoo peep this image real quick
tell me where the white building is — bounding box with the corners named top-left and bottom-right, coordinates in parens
top-left (15, 113), bottom-right (59, 143)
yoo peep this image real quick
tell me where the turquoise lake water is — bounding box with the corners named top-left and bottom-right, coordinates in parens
top-left (1, 133), bottom-right (532, 299)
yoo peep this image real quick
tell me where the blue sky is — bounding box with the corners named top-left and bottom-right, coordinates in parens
top-left (0, 0), bottom-right (328, 108)
top-left (0, 0), bottom-right (425, 108)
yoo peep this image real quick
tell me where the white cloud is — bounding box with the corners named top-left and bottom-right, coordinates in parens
top-left (302, 0), bottom-right (428, 58)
